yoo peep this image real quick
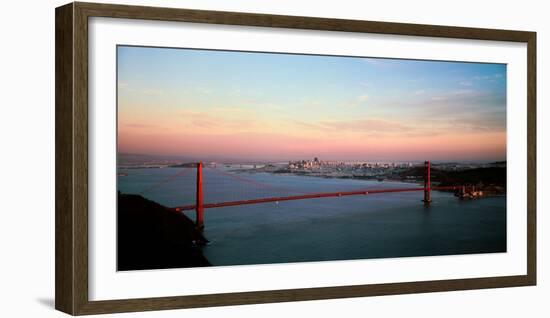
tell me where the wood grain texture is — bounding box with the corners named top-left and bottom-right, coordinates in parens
top-left (75, 1), bottom-right (533, 42)
top-left (75, 276), bottom-right (534, 315)
top-left (73, 2), bottom-right (90, 313)
top-left (526, 32), bottom-right (537, 285)
top-left (55, 2), bottom-right (537, 315)
top-left (55, 3), bottom-right (75, 314)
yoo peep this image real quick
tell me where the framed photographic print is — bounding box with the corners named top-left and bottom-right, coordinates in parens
top-left (55, 2), bottom-right (536, 315)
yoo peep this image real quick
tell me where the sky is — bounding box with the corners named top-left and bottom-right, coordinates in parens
top-left (117, 46), bottom-right (507, 162)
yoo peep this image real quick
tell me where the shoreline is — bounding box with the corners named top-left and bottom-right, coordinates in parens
top-left (231, 168), bottom-right (507, 197)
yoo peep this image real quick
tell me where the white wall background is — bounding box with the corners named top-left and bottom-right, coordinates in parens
top-left (0, 0), bottom-right (547, 316)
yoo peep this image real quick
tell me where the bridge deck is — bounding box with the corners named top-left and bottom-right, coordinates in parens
top-left (173, 185), bottom-right (463, 212)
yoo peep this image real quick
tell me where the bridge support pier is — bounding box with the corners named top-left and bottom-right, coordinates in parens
top-left (196, 162), bottom-right (205, 231)
top-left (423, 160), bottom-right (431, 205)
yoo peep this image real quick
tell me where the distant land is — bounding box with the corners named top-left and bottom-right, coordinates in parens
top-left (118, 154), bottom-right (506, 196)
top-left (118, 153), bottom-right (505, 167)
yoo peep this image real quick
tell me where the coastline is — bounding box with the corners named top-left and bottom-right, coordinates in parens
top-left (229, 166), bottom-right (507, 197)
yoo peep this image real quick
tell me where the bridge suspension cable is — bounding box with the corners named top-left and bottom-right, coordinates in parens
top-left (139, 167), bottom-right (192, 195)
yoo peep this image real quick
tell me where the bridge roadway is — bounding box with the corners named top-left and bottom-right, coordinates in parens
top-left (172, 185), bottom-right (464, 212)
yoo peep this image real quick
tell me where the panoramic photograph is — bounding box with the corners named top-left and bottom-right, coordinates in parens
top-left (116, 45), bottom-right (507, 271)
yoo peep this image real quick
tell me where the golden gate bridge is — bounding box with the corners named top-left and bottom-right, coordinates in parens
top-left (137, 160), bottom-right (472, 231)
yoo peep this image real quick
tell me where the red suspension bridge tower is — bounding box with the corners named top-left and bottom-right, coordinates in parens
top-left (423, 160), bottom-right (431, 205)
top-left (195, 162), bottom-right (205, 230)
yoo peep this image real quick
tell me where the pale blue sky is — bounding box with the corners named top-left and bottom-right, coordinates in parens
top-left (117, 45), bottom-right (507, 161)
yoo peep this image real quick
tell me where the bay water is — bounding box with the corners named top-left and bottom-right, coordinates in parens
top-left (117, 167), bottom-right (506, 267)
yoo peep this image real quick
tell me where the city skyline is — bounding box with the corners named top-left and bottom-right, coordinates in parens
top-left (117, 46), bottom-right (507, 162)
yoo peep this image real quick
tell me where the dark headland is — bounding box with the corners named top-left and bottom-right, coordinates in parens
top-left (117, 193), bottom-right (210, 271)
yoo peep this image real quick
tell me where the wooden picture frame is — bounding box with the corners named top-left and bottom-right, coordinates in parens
top-left (55, 2), bottom-right (536, 315)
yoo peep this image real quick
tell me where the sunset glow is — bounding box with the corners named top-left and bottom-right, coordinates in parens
top-left (118, 46), bottom-right (506, 162)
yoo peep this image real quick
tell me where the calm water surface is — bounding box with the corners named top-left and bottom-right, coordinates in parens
top-left (118, 167), bottom-right (506, 266)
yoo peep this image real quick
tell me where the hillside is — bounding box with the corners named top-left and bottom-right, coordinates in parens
top-left (117, 193), bottom-right (210, 271)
